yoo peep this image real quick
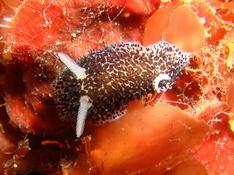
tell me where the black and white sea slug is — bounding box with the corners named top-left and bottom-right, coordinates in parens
top-left (53, 41), bottom-right (191, 137)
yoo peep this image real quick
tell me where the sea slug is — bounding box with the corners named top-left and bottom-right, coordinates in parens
top-left (53, 41), bottom-right (191, 137)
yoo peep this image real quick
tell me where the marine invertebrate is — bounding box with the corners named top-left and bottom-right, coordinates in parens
top-left (53, 41), bottom-right (191, 137)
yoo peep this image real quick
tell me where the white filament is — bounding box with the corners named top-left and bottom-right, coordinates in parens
top-left (57, 52), bottom-right (87, 80)
top-left (3, 17), bottom-right (14, 22)
top-left (76, 96), bottom-right (92, 138)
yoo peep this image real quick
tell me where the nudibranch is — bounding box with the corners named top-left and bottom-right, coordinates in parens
top-left (52, 41), bottom-right (191, 137)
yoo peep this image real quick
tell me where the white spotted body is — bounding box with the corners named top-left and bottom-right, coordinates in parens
top-left (53, 41), bottom-right (191, 137)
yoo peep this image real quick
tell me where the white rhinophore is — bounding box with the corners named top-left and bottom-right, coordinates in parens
top-left (57, 52), bottom-right (87, 80)
top-left (76, 96), bottom-right (92, 138)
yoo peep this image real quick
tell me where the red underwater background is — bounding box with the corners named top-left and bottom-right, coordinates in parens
top-left (0, 0), bottom-right (234, 174)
